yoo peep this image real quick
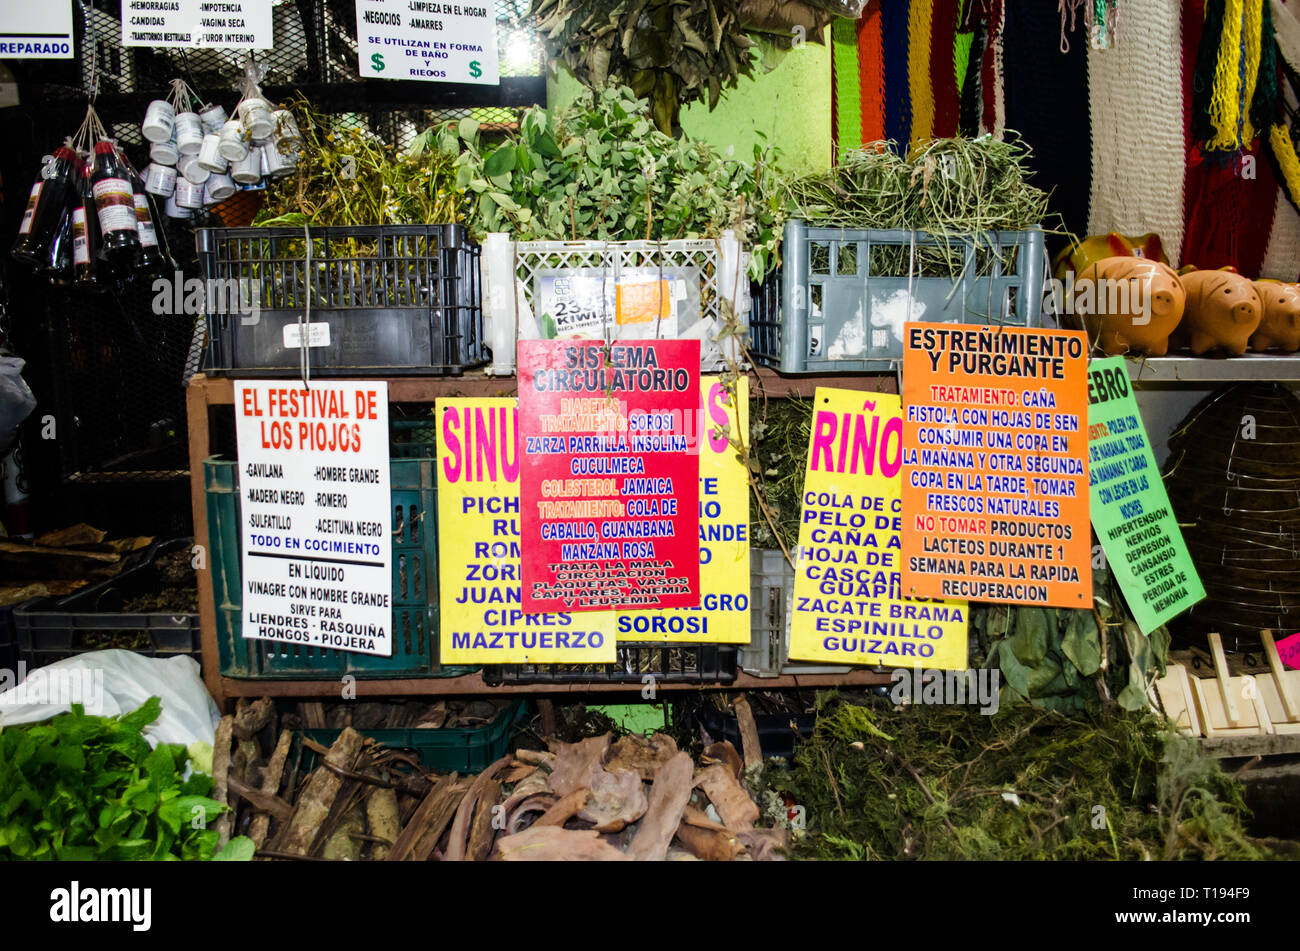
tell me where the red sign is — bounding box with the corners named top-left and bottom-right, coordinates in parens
top-left (519, 339), bottom-right (701, 613)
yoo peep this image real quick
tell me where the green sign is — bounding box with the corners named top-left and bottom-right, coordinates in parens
top-left (1086, 357), bottom-right (1205, 634)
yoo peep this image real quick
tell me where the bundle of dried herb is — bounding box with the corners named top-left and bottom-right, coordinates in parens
top-left (528, 0), bottom-right (759, 134)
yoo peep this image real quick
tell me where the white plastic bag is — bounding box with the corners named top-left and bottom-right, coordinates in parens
top-left (0, 355), bottom-right (37, 456)
top-left (0, 649), bottom-right (220, 749)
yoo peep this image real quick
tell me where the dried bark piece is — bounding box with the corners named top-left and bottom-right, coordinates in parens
top-left (366, 787), bottom-right (400, 861)
top-left (232, 697), bottom-right (274, 741)
top-left (577, 768), bottom-right (647, 833)
top-left (548, 734), bottom-right (611, 796)
top-left (681, 804), bottom-right (731, 833)
top-left (694, 763), bottom-right (759, 832)
top-left (249, 730), bottom-right (293, 852)
top-left (497, 825), bottom-right (629, 861)
top-left (278, 727), bottom-right (364, 856)
top-left (535, 787), bottom-right (590, 827)
top-left (466, 779), bottom-right (502, 862)
top-left (212, 715), bottom-right (234, 849)
top-left (502, 764), bottom-right (538, 784)
top-left (604, 733), bottom-right (680, 781)
top-left (507, 793), bottom-right (557, 834)
top-left (737, 828), bottom-right (788, 862)
top-left (516, 749), bottom-right (557, 769)
top-left (321, 802), bottom-right (365, 861)
top-left (387, 773), bottom-right (463, 862)
top-left (732, 695), bottom-right (763, 774)
top-left (674, 821), bottom-right (742, 861)
top-left (702, 741), bottom-right (743, 781)
top-left (445, 756), bottom-right (511, 861)
top-left (627, 752), bottom-right (693, 861)
top-left (227, 774), bottom-right (293, 822)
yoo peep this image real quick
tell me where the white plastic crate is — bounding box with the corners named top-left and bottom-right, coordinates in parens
top-left (744, 549), bottom-right (853, 678)
top-left (480, 232), bottom-right (751, 375)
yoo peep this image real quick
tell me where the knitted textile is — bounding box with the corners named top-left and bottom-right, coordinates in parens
top-left (882, 0), bottom-right (914, 145)
top-left (1002, 0), bottom-right (1091, 236)
top-left (859, 5), bottom-right (886, 143)
top-left (833, 17), bottom-right (863, 152)
top-left (930, 0), bottom-right (963, 138)
top-left (909, 0), bottom-right (937, 147)
top-left (1087, 0), bottom-right (1189, 265)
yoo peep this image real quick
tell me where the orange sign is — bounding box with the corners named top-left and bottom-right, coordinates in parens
top-left (616, 279), bottom-right (673, 325)
top-left (900, 323), bottom-right (1092, 608)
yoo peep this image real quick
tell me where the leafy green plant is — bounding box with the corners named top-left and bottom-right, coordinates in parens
top-left (971, 563), bottom-right (1171, 714)
top-left (528, 0), bottom-right (759, 134)
top-left (257, 101), bottom-right (466, 228)
top-left (0, 697), bottom-right (250, 861)
top-left (431, 84), bottom-right (786, 278)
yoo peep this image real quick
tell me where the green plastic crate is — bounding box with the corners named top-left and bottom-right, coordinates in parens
top-left (204, 454), bottom-right (477, 680)
top-left (297, 700), bottom-right (529, 773)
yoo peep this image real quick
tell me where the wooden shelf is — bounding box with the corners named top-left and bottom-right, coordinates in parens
top-left (186, 369), bottom-right (896, 706)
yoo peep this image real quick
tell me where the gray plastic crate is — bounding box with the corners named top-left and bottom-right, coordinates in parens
top-left (749, 220), bottom-right (1047, 373)
top-left (744, 549), bottom-right (852, 677)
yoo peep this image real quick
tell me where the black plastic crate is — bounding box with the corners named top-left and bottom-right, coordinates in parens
top-left (692, 702), bottom-right (816, 761)
top-left (482, 644), bottom-right (738, 686)
top-left (198, 224), bottom-right (486, 376)
top-left (12, 538), bottom-right (200, 668)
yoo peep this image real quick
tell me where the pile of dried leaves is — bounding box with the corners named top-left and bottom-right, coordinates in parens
top-left (214, 699), bottom-right (783, 861)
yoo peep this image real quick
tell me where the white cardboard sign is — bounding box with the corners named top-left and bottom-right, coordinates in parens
top-left (355, 0), bottom-right (499, 85)
top-left (0, 4), bottom-right (74, 58)
top-left (234, 381), bottom-right (393, 657)
top-left (120, 0), bottom-right (273, 50)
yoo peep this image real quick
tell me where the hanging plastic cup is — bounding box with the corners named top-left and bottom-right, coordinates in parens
top-left (230, 146), bottom-right (262, 184)
top-left (205, 173), bottom-right (237, 204)
top-left (196, 133), bottom-right (227, 173)
top-left (178, 153), bottom-right (211, 185)
top-left (238, 97), bottom-right (275, 142)
top-left (164, 192), bottom-right (191, 219)
top-left (199, 102), bottom-right (228, 134)
top-left (149, 133), bottom-right (179, 167)
top-left (174, 112), bottom-right (204, 155)
top-left (144, 163), bottom-right (178, 197)
top-left (174, 178), bottom-right (205, 209)
top-left (261, 141), bottom-right (294, 178)
top-left (142, 99), bottom-right (176, 144)
top-left (217, 119), bottom-right (248, 162)
top-left (271, 109), bottom-right (301, 149)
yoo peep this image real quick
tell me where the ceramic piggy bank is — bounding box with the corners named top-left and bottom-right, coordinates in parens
top-left (1074, 256), bottom-right (1185, 356)
top-left (1052, 231), bottom-right (1169, 282)
top-left (1249, 280), bottom-right (1300, 352)
top-left (1170, 268), bottom-right (1262, 356)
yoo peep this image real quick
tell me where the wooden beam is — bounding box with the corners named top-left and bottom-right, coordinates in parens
top-left (187, 375), bottom-right (223, 707)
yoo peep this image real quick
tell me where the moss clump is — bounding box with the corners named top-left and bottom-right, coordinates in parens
top-left (760, 694), bottom-right (1267, 861)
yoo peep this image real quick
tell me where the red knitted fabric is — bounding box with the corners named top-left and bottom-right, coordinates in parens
top-left (931, 0), bottom-right (962, 137)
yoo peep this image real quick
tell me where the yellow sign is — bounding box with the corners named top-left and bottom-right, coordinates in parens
top-left (787, 388), bottom-right (969, 670)
top-left (616, 377), bottom-right (751, 643)
top-left (436, 397), bottom-right (618, 664)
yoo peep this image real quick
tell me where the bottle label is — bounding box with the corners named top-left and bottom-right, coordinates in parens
top-left (18, 182), bottom-right (41, 234)
top-left (92, 177), bottom-right (136, 234)
top-left (72, 207), bottom-right (89, 265)
top-left (133, 194), bottom-right (159, 248)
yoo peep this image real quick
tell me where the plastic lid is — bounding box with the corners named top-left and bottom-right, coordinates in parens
top-left (93, 140), bottom-right (116, 155)
top-left (54, 146), bottom-right (77, 162)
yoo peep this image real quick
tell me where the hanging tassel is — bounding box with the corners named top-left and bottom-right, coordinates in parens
top-left (833, 17), bottom-right (863, 154)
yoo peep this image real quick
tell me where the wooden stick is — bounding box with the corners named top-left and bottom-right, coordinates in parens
top-left (1208, 633), bottom-right (1241, 726)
